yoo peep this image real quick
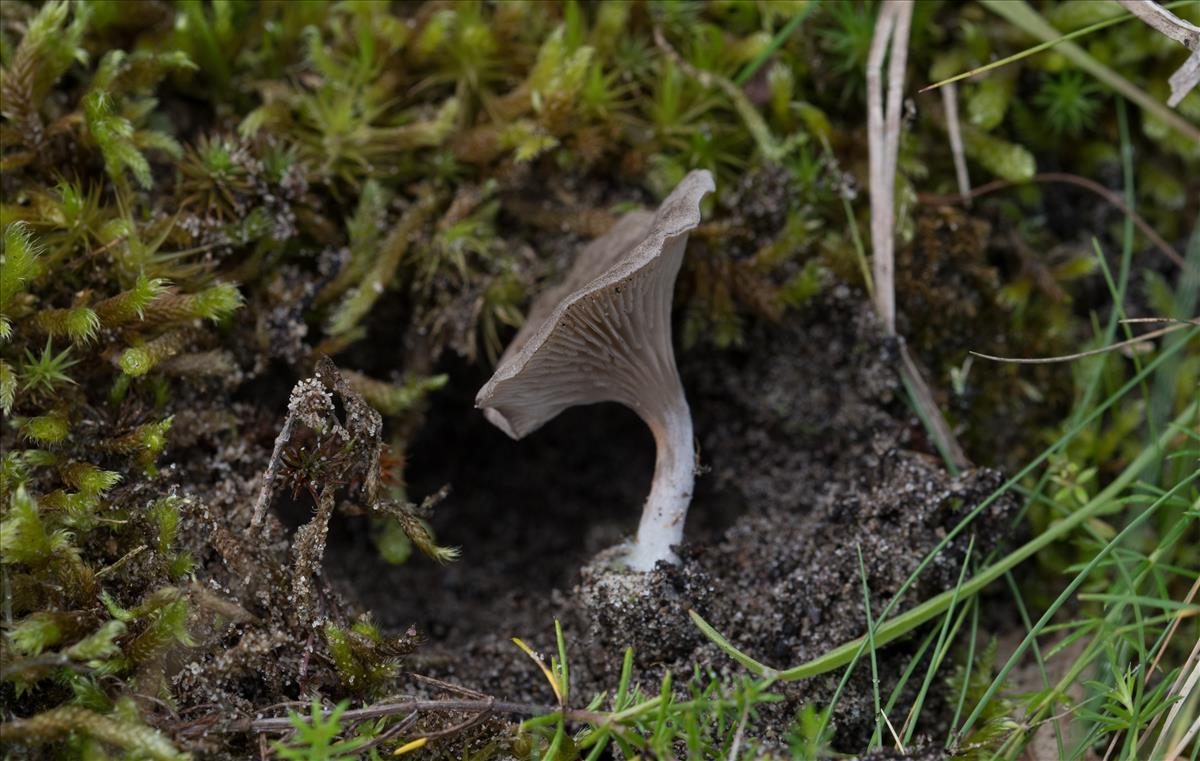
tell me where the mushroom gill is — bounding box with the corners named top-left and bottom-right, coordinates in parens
top-left (476, 169), bottom-right (714, 571)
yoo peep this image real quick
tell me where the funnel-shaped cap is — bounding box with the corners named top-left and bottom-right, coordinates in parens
top-left (476, 170), bottom-right (714, 437)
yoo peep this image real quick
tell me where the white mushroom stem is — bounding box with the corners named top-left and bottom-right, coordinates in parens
top-left (628, 391), bottom-right (695, 571)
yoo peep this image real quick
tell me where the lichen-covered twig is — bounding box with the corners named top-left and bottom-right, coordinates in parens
top-left (251, 357), bottom-right (456, 599)
top-left (290, 485), bottom-right (336, 625)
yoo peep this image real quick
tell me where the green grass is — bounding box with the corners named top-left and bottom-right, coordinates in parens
top-left (694, 348), bottom-right (1197, 759)
top-left (683, 5), bottom-right (1200, 749)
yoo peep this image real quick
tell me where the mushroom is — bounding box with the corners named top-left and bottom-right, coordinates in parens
top-left (476, 169), bottom-right (714, 571)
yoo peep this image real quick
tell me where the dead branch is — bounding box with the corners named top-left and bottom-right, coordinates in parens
top-left (251, 413), bottom-right (294, 527)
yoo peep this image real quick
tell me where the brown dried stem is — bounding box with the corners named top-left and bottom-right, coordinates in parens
top-left (971, 322), bottom-right (1193, 364)
top-left (917, 172), bottom-right (1185, 269)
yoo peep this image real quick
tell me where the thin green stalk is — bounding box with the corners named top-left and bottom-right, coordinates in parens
top-left (734, 4), bottom-right (815, 86)
top-left (1005, 570), bottom-right (1065, 759)
top-left (1151, 213), bottom-right (1200, 461)
top-left (1066, 118), bottom-right (1137, 431)
top-left (920, 1), bottom-right (1197, 93)
top-left (1091, 237), bottom-right (1157, 453)
top-left (958, 477), bottom-right (1200, 742)
top-left (857, 544), bottom-right (883, 750)
top-left (996, 506), bottom-right (1200, 758)
top-left (881, 625), bottom-right (939, 730)
top-left (1001, 634), bottom-right (1108, 758)
top-left (1111, 548), bottom-right (1150, 758)
top-left (902, 536), bottom-right (976, 746)
top-left (947, 599), bottom-right (980, 748)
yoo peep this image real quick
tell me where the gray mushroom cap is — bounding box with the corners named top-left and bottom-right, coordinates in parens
top-left (476, 169), bottom-right (714, 438)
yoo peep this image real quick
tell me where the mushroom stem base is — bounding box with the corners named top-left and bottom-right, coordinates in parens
top-left (626, 398), bottom-right (695, 571)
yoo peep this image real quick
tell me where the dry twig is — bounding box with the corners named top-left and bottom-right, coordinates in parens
top-left (970, 321), bottom-right (1196, 364)
top-left (1117, 0), bottom-right (1200, 106)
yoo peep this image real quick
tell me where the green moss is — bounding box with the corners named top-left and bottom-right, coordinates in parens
top-left (93, 277), bottom-right (165, 328)
top-left (32, 306), bottom-right (100, 343)
top-left (19, 339), bottom-right (77, 396)
top-left (0, 705), bottom-right (187, 761)
top-left (0, 487), bottom-right (72, 568)
top-left (118, 329), bottom-right (193, 376)
top-left (963, 127), bottom-right (1036, 182)
top-left (1034, 70), bottom-right (1104, 135)
top-left (0, 360), bottom-right (15, 414)
top-left (967, 77), bottom-right (1012, 131)
top-left (324, 616), bottom-right (412, 699)
top-left (21, 413), bottom-right (69, 445)
top-left (60, 462), bottom-right (121, 497)
top-left (0, 223), bottom-right (43, 339)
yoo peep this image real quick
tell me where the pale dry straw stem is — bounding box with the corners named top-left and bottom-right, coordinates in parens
top-left (941, 83), bottom-right (972, 202)
top-left (883, 2), bottom-right (913, 194)
top-left (1159, 648), bottom-right (1200, 759)
top-left (1148, 602), bottom-right (1200, 760)
top-left (1129, 573), bottom-right (1200, 759)
top-left (868, 1), bottom-right (968, 470)
top-left (900, 347), bottom-right (968, 469)
top-left (881, 709), bottom-right (906, 753)
top-left (726, 700), bottom-right (751, 761)
top-left (867, 0), bottom-right (900, 333)
top-left (1167, 711), bottom-right (1200, 760)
